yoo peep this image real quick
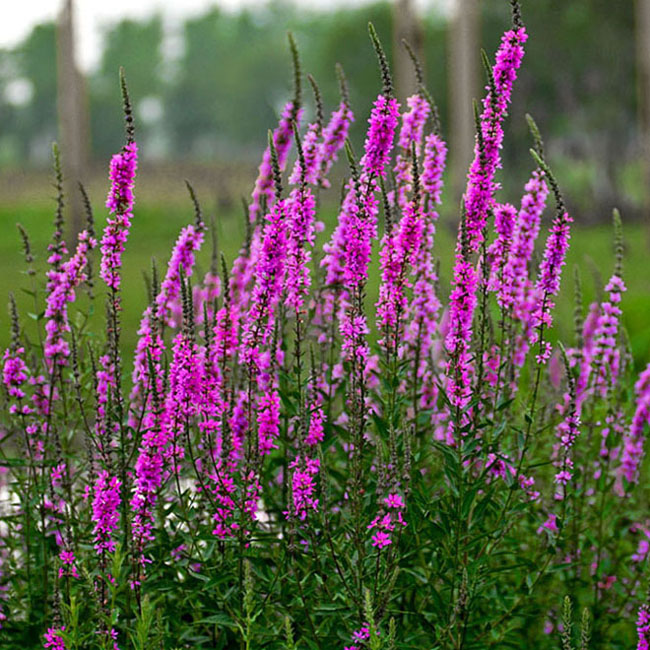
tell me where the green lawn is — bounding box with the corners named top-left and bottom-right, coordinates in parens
top-left (1, 193), bottom-right (648, 372)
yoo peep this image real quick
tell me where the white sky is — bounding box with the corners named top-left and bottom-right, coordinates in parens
top-left (1, 0), bottom-right (445, 71)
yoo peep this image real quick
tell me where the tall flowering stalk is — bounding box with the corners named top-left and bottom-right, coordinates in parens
top-left (44, 230), bottom-right (97, 369)
top-left (39, 149), bottom-right (98, 619)
top-left (531, 151), bottom-right (573, 365)
top-left (376, 146), bottom-right (424, 361)
top-left (238, 134), bottom-right (289, 530)
top-left (405, 121), bottom-right (447, 419)
top-left (93, 71), bottom-right (138, 623)
top-left (336, 24), bottom-right (400, 583)
top-left (201, 257), bottom-right (240, 539)
top-left (249, 32), bottom-right (303, 224)
top-left (339, 24), bottom-right (397, 368)
top-left (392, 95), bottom-right (429, 211)
top-left (315, 70), bottom-right (356, 357)
top-left (463, 17), bottom-right (527, 253)
top-left (445, 217), bottom-right (479, 413)
top-left (100, 136), bottom-right (137, 292)
top-left (552, 346), bottom-right (581, 491)
top-left (590, 211), bottom-right (626, 398)
top-left (444, 8), bottom-right (528, 422)
top-left (98, 70), bottom-right (138, 441)
top-left (285, 123), bottom-right (323, 525)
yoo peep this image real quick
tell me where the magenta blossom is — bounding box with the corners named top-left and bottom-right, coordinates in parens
top-left (464, 27), bottom-right (527, 252)
top-left (361, 94), bottom-right (400, 178)
top-left (44, 626), bottom-right (66, 650)
top-left (92, 471), bottom-right (121, 554)
top-left (100, 141), bottom-right (138, 290)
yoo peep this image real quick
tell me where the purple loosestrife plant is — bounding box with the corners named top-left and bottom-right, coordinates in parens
top-left (3, 5), bottom-right (650, 649)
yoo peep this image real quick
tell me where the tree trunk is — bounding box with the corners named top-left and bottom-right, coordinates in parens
top-left (636, 0), bottom-right (650, 248)
top-left (448, 0), bottom-right (480, 206)
top-left (57, 0), bottom-right (89, 246)
top-left (393, 0), bottom-right (423, 105)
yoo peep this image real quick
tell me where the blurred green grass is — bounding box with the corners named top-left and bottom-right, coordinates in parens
top-left (1, 195), bottom-right (648, 373)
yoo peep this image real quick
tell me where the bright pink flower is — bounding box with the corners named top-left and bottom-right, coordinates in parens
top-left (285, 187), bottom-right (316, 310)
top-left (537, 513), bottom-right (559, 535)
top-left (44, 626), bottom-right (66, 649)
top-left (92, 471), bottom-right (121, 554)
top-left (100, 141), bottom-right (138, 290)
top-left (384, 493), bottom-right (405, 509)
top-left (361, 94), bottom-right (400, 178)
top-left (371, 530), bottom-right (392, 548)
top-left (464, 28), bottom-right (527, 252)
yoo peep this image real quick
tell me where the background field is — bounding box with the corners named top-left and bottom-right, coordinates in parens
top-left (1, 164), bottom-right (648, 373)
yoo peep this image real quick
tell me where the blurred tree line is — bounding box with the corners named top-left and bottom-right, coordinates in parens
top-left (0, 0), bottom-right (640, 221)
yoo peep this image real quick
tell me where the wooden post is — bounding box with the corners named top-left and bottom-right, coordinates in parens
top-left (393, 0), bottom-right (423, 104)
top-left (57, 0), bottom-right (89, 245)
top-left (449, 0), bottom-right (479, 205)
top-left (636, 0), bottom-right (650, 247)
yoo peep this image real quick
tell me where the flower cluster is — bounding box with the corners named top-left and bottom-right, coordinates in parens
top-left (361, 94), bottom-right (400, 179)
top-left (91, 471), bottom-right (122, 554)
top-left (368, 493), bottom-right (407, 548)
top-left (100, 141), bottom-right (138, 290)
top-left (464, 27), bottom-right (527, 252)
